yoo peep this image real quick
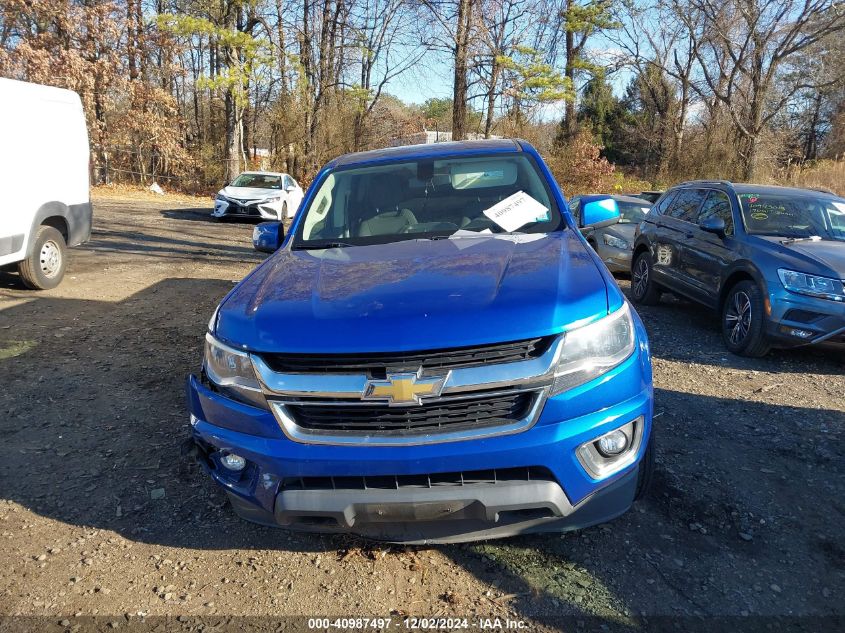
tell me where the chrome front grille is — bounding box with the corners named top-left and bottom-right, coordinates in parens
top-left (258, 336), bottom-right (555, 376)
top-left (283, 390), bottom-right (536, 435)
top-left (252, 335), bottom-right (563, 445)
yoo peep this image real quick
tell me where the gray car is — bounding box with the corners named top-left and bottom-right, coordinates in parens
top-left (569, 194), bottom-right (653, 273)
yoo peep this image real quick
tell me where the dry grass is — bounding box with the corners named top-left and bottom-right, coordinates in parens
top-left (91, 183), bottom-right (212, 205)
top-left (765, 159), bottom-right (845, 196)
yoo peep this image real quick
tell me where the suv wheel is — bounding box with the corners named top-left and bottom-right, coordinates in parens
top-left (19, 225), bottom-right (67, 290)
top-left (722, 280), bottom-right (770, 357)
top-left (631, 251), bottom-right (661, 305)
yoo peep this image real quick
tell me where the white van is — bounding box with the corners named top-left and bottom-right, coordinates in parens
top-left (0, 78), bottom-right (91, 289)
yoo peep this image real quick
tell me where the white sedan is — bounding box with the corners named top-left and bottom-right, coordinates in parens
top-left (213, 171), bottom-right (304, 221)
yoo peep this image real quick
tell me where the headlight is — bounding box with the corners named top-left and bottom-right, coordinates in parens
top-left (215, 193), bottom-right (227, 201)
top-left (550, 303), bottom-right (636, 395)
top-left (261, 196), bottom-right (281, 204)
top-left (603, 234), bottom-right (629, 249)
top-left (778, 269), bottom-right (844, 302)
top-left (203, 333), bottom-right (266, 408)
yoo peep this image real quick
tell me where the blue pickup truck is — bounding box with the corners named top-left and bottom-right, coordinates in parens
top-left (186, 139), bottom-right (654, 543)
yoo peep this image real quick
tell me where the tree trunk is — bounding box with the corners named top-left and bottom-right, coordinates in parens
top-left (127, 0), bottom-right (138, 80)
top-left (301, 0), bottom-right (316, 175)
top-left (452, 0), bottom-right (472, 140)
top-left (563, 27), bottom-right (575, 138)
top-left (805, 94), bottom-right (822, 160)
top-left (484, 58), bottom-right (500, 138)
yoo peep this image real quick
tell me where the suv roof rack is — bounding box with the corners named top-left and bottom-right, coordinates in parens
top-left (807, 186), bottom-right (836, 195)
top-left (678, 179), bottom-right (733, 187)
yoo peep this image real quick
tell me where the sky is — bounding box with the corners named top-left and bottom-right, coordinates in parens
top-left (384, 38), bottom-right (633, 125)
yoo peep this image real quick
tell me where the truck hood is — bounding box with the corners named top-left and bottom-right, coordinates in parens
top-left (752, 236), bottom-right (845, 278)
top-left (216, 232), bottom-right (610, 353)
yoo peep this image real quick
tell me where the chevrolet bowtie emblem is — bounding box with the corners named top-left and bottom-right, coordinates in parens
top-left (363, 371), bottom-right (449, 406)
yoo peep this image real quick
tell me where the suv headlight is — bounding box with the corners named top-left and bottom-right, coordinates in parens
top-left (778, 269), bottom-right (844, 302)
top-left (603, 234), bottom-right (628, 249)
top-left (550, 303), bottom-right (636, 395)
top-left (203, 333), bottom-right (266, 408)
top-left (215, 193), bottom-right (227, 201)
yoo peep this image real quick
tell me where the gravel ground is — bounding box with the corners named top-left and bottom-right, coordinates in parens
top-left (0, 193), bottom-right (842, 631)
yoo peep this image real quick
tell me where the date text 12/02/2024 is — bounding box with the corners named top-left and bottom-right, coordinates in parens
top-left (306, 618), bottom-right (529, 630)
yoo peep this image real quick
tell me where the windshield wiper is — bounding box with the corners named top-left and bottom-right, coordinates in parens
top-left (781, 235), bottom-right (822, 245)
top-left (294, 241), bottom-right (355, 250)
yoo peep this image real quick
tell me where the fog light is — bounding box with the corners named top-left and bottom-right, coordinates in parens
top-left (576, 417), bottom-right (644, 480)
top-left (596, 429), bottom-right (629, 456)
top-left (220, 453), bottom-right (246, 471)
top-left (788, 328), bottom-right (814, 339)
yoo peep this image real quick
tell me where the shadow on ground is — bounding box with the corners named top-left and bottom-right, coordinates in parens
top-left (1, 277), bottom-right (842, 628)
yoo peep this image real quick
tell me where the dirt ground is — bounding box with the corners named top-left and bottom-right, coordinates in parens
top-left (0, 193), bottom-right (842, 632)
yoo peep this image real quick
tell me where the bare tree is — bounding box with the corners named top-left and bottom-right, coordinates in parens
top-left (680, 0), bottom-right (845, 179)
top-left (349, 0), bottom-right (426, 149)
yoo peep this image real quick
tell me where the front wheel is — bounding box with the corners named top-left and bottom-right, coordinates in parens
top-left (630, 251), bottom-right (661, 305)
top-left (19, 225), bottom-right (67, 290)
top-left (280, 202), bottom-right (288, 221)
top-left (721, 280), bottom-right (770, 357)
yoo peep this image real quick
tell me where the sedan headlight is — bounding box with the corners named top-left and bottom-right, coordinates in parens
top-left (778, 269), bottom-right (844, 302)
top-left (260, 196), bottom-right (281, 204)
top-left (203, 333), bottom-right (266, 407)
top-left (603, 234), bottom-right (629, 250)
top-left (550, 303), bottom-right (636, 395)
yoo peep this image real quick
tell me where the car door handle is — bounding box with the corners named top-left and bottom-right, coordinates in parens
top-left (685, 231), bottom-right (694, 239)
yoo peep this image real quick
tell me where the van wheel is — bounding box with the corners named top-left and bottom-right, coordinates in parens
top-left (631, 252), bottom-right (661, 305)
top-left (722, 280), bottom-right (770, 357)
top-left (19, 226), bottom-right (67, 290)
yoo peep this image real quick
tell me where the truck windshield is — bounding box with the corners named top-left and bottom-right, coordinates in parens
top-left (738, 192), bottom-right (845, 241)
top-left (293, 154), bottom-right (562, 248)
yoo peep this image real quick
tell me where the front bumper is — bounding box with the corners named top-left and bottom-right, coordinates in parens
top-left (186, 322), bottom-right (653, 543)
top-left (213, 199), bottom-right (279, 220)
top-left (765, 284), bottom-right (845, 348)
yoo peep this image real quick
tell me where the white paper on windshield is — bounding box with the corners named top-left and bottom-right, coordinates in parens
top-left (450, 229), bottom-right (492, 238)
top-left (449, 228), bottom-right (492, 250)
top-left (482, 191), bottom-right (549, 232)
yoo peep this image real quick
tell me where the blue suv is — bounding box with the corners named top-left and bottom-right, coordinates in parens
top-left (186, 140), bottom-right (654, 543)
top-left (631, 181), bottom-right (845, 356)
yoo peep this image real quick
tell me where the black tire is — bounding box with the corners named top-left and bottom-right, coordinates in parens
top-left (630, 251), bottom-right (661, 306)
top-left (281, 202), bottom-right (288, 221)
top-left (635, 430), bottom-right (655, 501)
top-left (721, 280), bottom-right (770, 357)
top-left (18, 225), bottom-right (67, 290)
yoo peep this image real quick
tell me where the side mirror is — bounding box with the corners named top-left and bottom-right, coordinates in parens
top-left (253, 221), bottom-right (284, 253)
top-left (579, 195), bottom-right (620, 231)
top-left (700, 216), bottom-right (726, 238)
top-left (284, 185), bottom-right (294, 193)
